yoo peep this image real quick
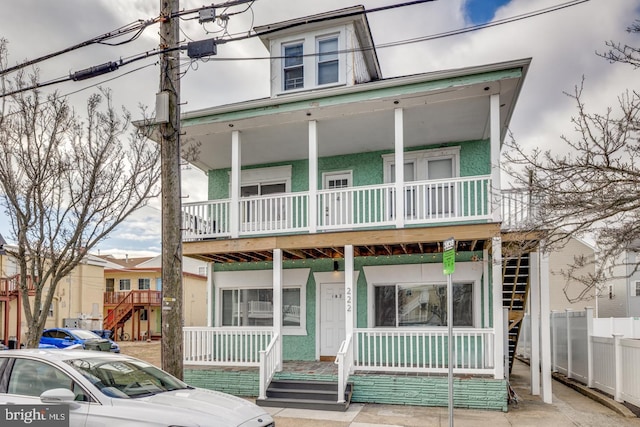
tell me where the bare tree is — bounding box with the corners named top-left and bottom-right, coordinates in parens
top-left (0, 39), bottom-right (161, 347)
top-left (503, 22), bottom-right (640, 303)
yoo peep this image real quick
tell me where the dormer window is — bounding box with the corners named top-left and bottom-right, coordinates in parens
top-left (283, 42), bottom-right (304, 91)
top-left (317, 36), bottom-right (338, 85)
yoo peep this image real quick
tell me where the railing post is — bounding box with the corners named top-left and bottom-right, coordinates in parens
top-left (613, 333), bottom-right (623, 402)
top-left (551, 310), bottom-right (558, 372)
top-left (258, 349), bottom-right (267, 400)
top-left (586, 307), bottom-right (594, 388)
top-left (566, 309), bottom-right (572, 379)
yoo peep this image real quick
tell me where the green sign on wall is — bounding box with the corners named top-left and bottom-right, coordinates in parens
top-left (443, 237), bottom-right (455, 275)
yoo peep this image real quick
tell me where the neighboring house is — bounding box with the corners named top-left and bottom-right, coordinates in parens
top-left (99, 255), bottom-right (207, 341)
top-left (598, 243), bottom-right (640, 318)
top-left (148, 6), bottom-right (548, 411)
top-left (0, 235), bottom-right (106, 348)
top-left (548, 237), bottom-right (598, 312)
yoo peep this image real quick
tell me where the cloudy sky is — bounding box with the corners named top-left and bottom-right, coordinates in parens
top-left (0, 0), bottom-right (638, 257)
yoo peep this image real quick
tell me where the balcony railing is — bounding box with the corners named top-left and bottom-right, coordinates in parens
top-left (182, 176), bottom-right (507, 241)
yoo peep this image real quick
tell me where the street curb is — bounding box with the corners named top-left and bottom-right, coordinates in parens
top-left (515, 356), bottom-right (636, 418)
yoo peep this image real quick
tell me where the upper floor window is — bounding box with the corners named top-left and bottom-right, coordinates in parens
top-left (283, 42), bottom-right (304, 91)
top-left (138, 278), bottom-right (150, 290)
top-left (119, 279), bottom-right (131, 291)
top-left (635, 281), bottom-right (640, 297)
top-left (317, 36), bottom-right (338, 85)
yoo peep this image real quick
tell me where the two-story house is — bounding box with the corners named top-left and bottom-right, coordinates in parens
top-left (100, 254), bottom-right (208, 341)
top-left (0, 234), bottom-right (106, 348)
top-left (160, 6), bottom-right (550, 411)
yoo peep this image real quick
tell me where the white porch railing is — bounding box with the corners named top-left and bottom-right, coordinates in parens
top-left (335, 333), bottom-right (354, 404)
top-left (183, 327), bottom-right (273, 366)
top-left (259, 333), bottom-right (281, 400)
top-left (501, 188), bottom-right (536, 230)
top-left (352, 328), bottom-right (495, 374)
top-left (182, 176), bottom-right (507, 240)
top-left (404, 176), bottom-right (491, 224)
top-left (317, 183), bottom-right (394, 230)
top-left (240, 192), bottom-right (308, 235)
top-left (183, 200), bottom-right (231, 240)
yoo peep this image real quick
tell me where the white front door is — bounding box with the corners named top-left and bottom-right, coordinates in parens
top-left (320, 282), bottom-right (345, 356)
top-left (322, 172), bottom-right (352, 227)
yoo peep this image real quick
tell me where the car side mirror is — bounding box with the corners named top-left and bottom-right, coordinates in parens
top-left (40, 388), bottom-right (75, 403)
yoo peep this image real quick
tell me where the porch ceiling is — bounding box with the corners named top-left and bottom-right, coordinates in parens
top-left (183, 223), bottom-right (500, 263)
top-left (180, 60), bottom-right (528, 172)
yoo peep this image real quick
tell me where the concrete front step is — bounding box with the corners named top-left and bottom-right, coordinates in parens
top-left (256, 379), bottom-right (353, 412)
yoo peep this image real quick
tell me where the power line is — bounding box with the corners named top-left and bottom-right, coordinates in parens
top-left (0, 0), bottom-right (591, 99)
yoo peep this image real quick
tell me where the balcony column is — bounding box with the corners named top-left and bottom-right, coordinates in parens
top-left (492, 236), bottom-right (504, 379)
top-left (230, 130), bottom-right (241, 238)
top-left (345, 245), bottom-right (354, 337)
top-left (273, 248), bottom-right (283, 371)
top-left (309, 120), bottom-right (318, 233)
top-left (490, 94), bottom-right (501, 222)
top-left (394, 108), bottom-right (405, 228)
top-left (529, 251), bottom-right (541, 395)
top-left (540, 245), bottom-right (552, 403)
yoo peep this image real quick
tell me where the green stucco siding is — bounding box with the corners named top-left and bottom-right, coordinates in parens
top-left (212, 252), bottom-right (484, 361)
top-left (206, 140), bottom-right (489, 200)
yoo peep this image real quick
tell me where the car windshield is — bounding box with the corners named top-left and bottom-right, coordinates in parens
top-left (65, 356), bottom-right (190, 398)
top-left (71, 330), bottom-right (101, 340)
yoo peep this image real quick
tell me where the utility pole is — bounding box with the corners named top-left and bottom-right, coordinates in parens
top-left (159, 0), bottom-right (183, 379)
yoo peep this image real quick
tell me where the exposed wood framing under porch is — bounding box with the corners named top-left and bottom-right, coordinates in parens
top-left (182, 223), bottom-right (501, 263)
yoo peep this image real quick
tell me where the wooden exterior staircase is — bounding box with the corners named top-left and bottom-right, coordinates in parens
top-left (502, 252), bottom-right (531, 373)
top-left (103, 290), bottom-right (162, 340)
top-left (1, 274), bottom-right (35, 348)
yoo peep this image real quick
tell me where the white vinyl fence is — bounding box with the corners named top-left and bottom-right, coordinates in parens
top-left (518, 309), bottom-right (640, 407)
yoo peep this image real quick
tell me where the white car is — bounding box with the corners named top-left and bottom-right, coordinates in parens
top-left (0, 349), bottom-right (275, 427)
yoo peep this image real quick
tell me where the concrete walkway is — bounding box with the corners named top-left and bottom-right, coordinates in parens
top-left (266, 360), bottom-right (640, 427)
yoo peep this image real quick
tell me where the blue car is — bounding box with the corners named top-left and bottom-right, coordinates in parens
top-left (40, 328), bottom-right (115, 352)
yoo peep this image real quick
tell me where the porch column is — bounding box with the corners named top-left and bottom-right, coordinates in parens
top-left (308, 120), bottom-right (318, 233)
top-left (492, 236), bottom-right (504, 379)
top-left (394, 108), bottom-right (405, 228)
top-left (230, 130), bottom-right (241, 238)
top-left (345, 245), bottom-right (354, 336)
top-left (490, 94), bottom-right (501, 222)
top-left (206, 262), bottom-right (214, 327)
top-left (273, 248), bottom-right (283, 371)
top-left (529, 251), bottom-right (541, 395)
top-left (540, 246), bottom-right (552, 403)
top-left (483, 248), bottom-right (489, 327)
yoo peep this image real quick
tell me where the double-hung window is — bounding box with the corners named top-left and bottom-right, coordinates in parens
top-left (119, 279), bottom-right (131, 291)
top-left (383, 147), bottom-right (460, 220)
top-left (635, 281), bottom-right (640, 297)
top-left (138, 278), bottom-right (150, 290)
top-left (374, 282), bottom-right (473, 327)
top-left (221, 287), bottom-right (302, 329)
top-left (317, 36), bottom-right (338, 85)
top-left (283, 42), bottom-right (304, 91)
